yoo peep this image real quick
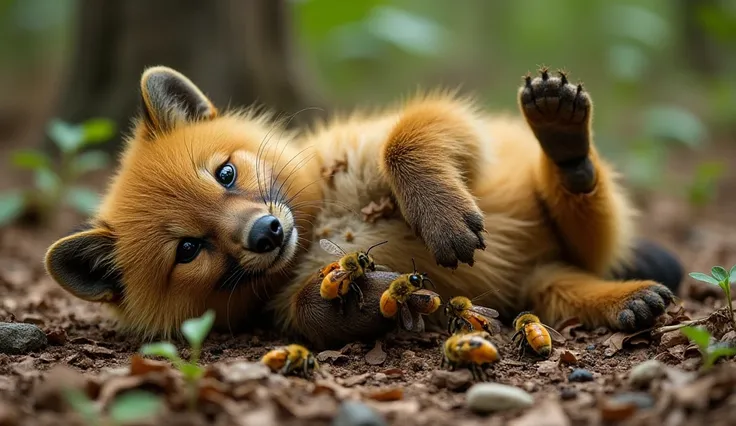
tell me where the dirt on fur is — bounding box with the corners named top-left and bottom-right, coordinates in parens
top-left (1, 149), bottom-right (736, 426)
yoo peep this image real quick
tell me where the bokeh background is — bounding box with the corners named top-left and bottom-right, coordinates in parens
top-left (0, 0), bottom-right (734, 258)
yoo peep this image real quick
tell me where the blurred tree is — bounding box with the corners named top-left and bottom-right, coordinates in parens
top-left (47, 0), bottom-right (319, 154)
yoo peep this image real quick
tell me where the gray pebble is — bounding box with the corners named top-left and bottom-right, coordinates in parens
top-left (586, 344), bottom-right (596, 351)
top-left (0, 323), bottom-right (47, 355)
top-left (628, 360), bottom-right (665, 389)
top-left (609, 392), bottom-right (655, 409)
top-left (466, 383), bottom-right (534, 413)
top-left (332, 401), bottom-right (387, 426)
top-left (568, 368), bottom-right (593, 382)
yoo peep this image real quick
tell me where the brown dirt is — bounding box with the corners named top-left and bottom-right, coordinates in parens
top-left (1, 146), bottom-right (735, 426)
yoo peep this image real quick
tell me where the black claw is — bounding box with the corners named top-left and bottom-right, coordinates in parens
top-left (576, 83), bottom-right (583, 94)
top-left (541, 68), bottom-right (549, 80)
top-left (559, 71), bottom-right (568, 85)
top-left (524, 75), bottom-right (532, 87)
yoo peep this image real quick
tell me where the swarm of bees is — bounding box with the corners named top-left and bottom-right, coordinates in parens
top-left (379, 259), bottom-right (442, 332)
top-left (260, 242), bottom-right (568, 384)
top-left (318, 238), bottom-right (388, 313)
top-left (261, 343), bottom-right (319, 378)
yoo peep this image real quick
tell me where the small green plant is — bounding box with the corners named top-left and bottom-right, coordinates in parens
top-left (64, 388), bottom-right (163, 426)
top-left (0, 118), bottom-right (115, 227)
top-left (139, 309), bottom-right (216, 410)
top-left (689, 265), bottom-right (736, 330)
top-left (680, 325), bottom-right (736, 371)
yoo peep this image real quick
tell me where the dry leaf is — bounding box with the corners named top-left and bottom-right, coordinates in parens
top-left (382, 368), bottom-right (404, 378)
top-left (365, 341), bottom-right (387, 366)
top-left (317, 350), bottom-right (348, 364)
top-left (361, 196), bottom-right (395, 224)
top-left (560, 351), bottom-right (578, 365)
top-left (603, 329), bottom-right (653, 355)
top-left (343, 373), bottom-right (370, 387)
top-left (130, 354), bottom-right (171, 376)
top-left (366, 387), bottom-right (404, 402)
top-left (80, 344), bottom-right (115, 359)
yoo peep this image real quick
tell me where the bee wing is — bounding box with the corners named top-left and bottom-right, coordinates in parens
top-left (319, 239), bottom-right (346, 257)
top-left (487, 319), bottom-right (502, 335)
top-left (413, 311), bottom-right (425, 333)
top-left (400, 303), bottom-right (414, 331)
top-left (543, 324), bottom-right (567, 343)
top-left (469, 305), bottom-right (500, 319)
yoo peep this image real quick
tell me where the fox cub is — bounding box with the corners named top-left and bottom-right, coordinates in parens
top-left (44, 66), bottom-right (682, 348)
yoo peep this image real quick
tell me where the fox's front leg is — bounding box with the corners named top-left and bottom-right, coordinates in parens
top-left (380, 98), bottom-right (487, 268)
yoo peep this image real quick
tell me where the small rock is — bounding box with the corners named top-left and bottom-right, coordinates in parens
top-left (466, 383), bottom-right (534, 413)
top-left (80, 344), bottom-right (115, 359)
top-left (0, 323), bottom-right (47, 355)
top-left (560, 387), bottom-right (577, 400)
top-left (600, 392), bottom-right (655, 422)
top-left (332, 401), bottom-right (388, 426)
top-left (374, 373), bottom-right (387, 382)
top-left (343, 373), bottom-right (370, 387)
top-left (628, 360), bottom-right (666, 389)
top-left (537, 360), bottom-right (559, 375)
top-left (430, 370), bottom-right (472, 391)
top-left (586, 344), bottom-right (596, 351)
top-left (559, 351), bottom-right (578, 365)
top-left (720, 330), bottom-right (736, 345)
top-left (522, 381), bottom-right (536, 392)
top-left (568, 369), bottom-right (593, 383)
top-left (659, 331), bottom-right (689, 350)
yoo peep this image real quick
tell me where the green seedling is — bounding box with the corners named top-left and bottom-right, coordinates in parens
top-left (0, 118), bottom-right (115, 227)
top-left (139, 309), bottom-right (216, 410)
top-left (689, 265), bottom-right (736, 330)
top-left (680, 326), bottom-right (736, 371)
top-left (64, 388), bottom-right (163, 426)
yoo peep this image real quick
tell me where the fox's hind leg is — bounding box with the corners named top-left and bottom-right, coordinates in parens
top-left (519, 68), bottom-right (677, 331)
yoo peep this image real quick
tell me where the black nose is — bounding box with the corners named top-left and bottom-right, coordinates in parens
top-left (247, 215), bottom-right (284, 253)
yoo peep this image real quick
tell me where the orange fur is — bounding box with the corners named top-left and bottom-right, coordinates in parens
top-left (43, 66), bottom-right (675, 345)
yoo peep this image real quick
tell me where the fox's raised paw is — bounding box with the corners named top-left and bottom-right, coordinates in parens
top-left (518, 68), bottom-right (592, 165)
top-left (614, 282), bottom-right (674, 331)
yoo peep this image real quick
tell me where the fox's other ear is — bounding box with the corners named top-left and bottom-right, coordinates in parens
top-left (139, 66), bottom-right (218, 137)
top-left (44, 225), bottom-right (123, 303)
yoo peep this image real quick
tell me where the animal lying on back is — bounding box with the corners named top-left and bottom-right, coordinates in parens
top-left (43, 64), bottom-right (683, 349)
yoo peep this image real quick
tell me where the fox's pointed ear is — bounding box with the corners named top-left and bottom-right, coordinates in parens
top-left (44, 225), bottom-right (124, 303)
top-left (139, 66), bottom-right (218, 137)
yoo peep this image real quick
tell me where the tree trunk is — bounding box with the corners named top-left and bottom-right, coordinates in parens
top-left (47, 0), bottom-right (320, 155)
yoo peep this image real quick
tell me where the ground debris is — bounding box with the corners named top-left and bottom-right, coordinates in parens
top-left (365, 341), bottom-right (387, 366)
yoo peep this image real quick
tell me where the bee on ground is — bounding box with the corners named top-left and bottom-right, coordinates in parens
top-left (444, 290), bottom-right (502, 336)
top-left (318, 238), bottom-right (388, 313)
top-left (440, 330), bottom-right (501, 381)
top-left (261, 344), bottom-right (319, 378)
top-left (379, 259), bottom-right (441, 332)
top-left (511, 311), bottom-right (566, 359)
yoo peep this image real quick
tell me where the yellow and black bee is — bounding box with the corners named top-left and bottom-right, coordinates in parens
top-left (444, 294), bottom-right (502, 336)
top-left (440, 330), bottom-right (501, 381)
top-left (318, 238), bottom-right (388, 312)
top-left (379, 259), bottom-right (441, 332)
top-left (261, 344), bottom-right (319, 378)
top-left (511, 311), bottom-right (566, 358)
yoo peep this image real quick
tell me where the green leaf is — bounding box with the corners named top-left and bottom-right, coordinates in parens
top-left (11, 149), bottom-right (50, 170)
top-left (689, 272), bottom-right (720, 286)
top-left (0, 192), bottom-right (26, 227)
top-left (63, 389), bottom-right (98, 424)
top-left (71, 151), bottom-right (110, 176)
top-left (730, 265), bottom-right (736, 284)
top-left (140, 342), bottom-right (181, 362)
top-left (47, 119), bottom-right (84, 153)
top-left (365, 6), bottom-right (446, 56)
top-left (34, 168), bottom-right (61, 195)
top-left (681, 326), bottom-right (712, 349)
top-left (707, 344), bottom-right (736, 361)
top-left (64, 187), bottom-right (100, 216)
top-left (81, 118), bottom-right (116, 146)
top-left (109, 390), bottom-right (163, 423)
top-left (179, 363), bottom-right (204, 380)
top-left (181, 310), bottom-right (215, 351)
top-left (642, 106), bottom-right (708, 148)
top-left (712, 266), bottom-right (729, 283)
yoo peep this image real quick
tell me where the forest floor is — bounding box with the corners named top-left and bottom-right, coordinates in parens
top-left (1, 139), bottom-right (736, 426)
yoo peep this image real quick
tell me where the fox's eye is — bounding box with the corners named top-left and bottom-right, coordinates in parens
top-left (215, 163), bottom-right (237, 188)
top-left (176, 238), bottom-right (202, 264)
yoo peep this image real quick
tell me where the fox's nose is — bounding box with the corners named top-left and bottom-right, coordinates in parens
top-left (247, 215), bottom-right (284, 253)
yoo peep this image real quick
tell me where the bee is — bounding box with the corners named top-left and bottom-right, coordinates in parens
top-left (318, 238), bottom-right (388, 312)
top-left (444, 290), bottom-right (502, 336)
top-left (379, 259), bottom-right (440, 332)
top-left (511, 311), bottom-right (566, 359)
top-left (261, 344), bottom-right (319, 378)
top-left (440, 330), bottom-right (501, 381)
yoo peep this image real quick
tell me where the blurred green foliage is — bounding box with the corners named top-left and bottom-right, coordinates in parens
top-left (0, 118), bottom-right (114, 226)
top-left (0, 0), bottom-right (734, 225)
top-left (64, 387), bottom-right (163, 426)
